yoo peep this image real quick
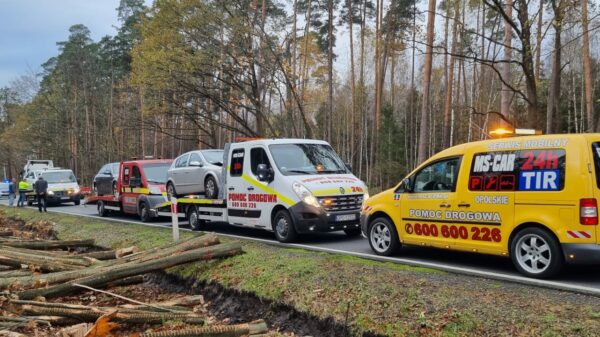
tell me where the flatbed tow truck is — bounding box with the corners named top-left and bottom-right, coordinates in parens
top-left (154, 139), bottom-right (369, 243)
top-left (85, 159), bottom-right (173, 222)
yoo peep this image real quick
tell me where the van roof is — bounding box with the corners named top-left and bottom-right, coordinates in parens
top-left (430, 133), bottom-right (600, 162)
top-left (231, 138), bottom-right (330, 147)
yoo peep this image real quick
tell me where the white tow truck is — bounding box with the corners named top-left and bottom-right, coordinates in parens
top-left (157, 138), bottom-right (369, 242)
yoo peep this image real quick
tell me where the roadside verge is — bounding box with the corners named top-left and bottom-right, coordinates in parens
top-left (3, 206), bottom-right (600, 337)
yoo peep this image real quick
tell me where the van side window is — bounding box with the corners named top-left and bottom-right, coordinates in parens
top-left (250, 148), bottom-right (271, 176)
top-left (413, 158), bottom-right (460, 192)
top-left (469, 149), bottom-right (566, 191)
top-left (592, 143), bottom-right (600, 188)
top-left (230, 149), bottom-right (245, 177)
top-left (122, 166), bottom-right (130, 186)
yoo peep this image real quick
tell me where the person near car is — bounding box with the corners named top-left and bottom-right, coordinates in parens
top-left (7, 179), bottom-right (16, 207)
top-left (34, 176), bottom-right (48, 212)
top-left (17, 177), bottom-right (30, 207)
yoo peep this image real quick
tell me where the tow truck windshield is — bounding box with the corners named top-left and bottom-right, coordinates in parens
top-left (41, 171), bottom-right (76, 183)
top-left (269, 143), bottom-right (348, 176)
top-left (142, 163), bottom-right (171, 184)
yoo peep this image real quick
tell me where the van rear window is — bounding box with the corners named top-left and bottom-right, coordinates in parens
top-left (469, 149), bottom-right (566, 192)
top-left (592, 143), bottom-right (600, 188)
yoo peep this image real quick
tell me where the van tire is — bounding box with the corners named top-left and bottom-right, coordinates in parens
top-left (97, 201), bottom-right (107, 217)
top-left (368, 217), bottom-right (401, 256)
top-left (511, 227), bottom-right (563, 279)
top-left (74, 199), bottom-right (80, 206)
top-left (187, 205), bottom-right (205, 231)
top-left (139, 202), bottom-right (151, 222)
top-left (204, 176), bottom-right (218, 199)
top-left (272, 210), bottom-right (298, 243)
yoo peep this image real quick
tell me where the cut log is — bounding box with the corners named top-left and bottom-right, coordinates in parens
top-left (18, 242), bottom-right (242, 299)
top-left (20, 306), bottom-right (205, 325)
top-left (138, 320), bottom-right (268, 337)
top-left (0, 235), bottom-right (219, 291)
top-left (113, 235), bottom-right (219, 266)
top-left (2, 239), bottom-right (95, 250)
top-left (0, 270), bottom-right (32, 278)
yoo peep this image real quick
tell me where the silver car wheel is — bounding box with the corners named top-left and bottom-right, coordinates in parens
top-left (515, 233), bottom-right (551, 274)
top-left (205, 178), bottom-right (215, 198)
top-left (276, 217), bottom-right (289, 238)
top-left (167, 183), bottom-right (176, 198)
top-left (370, 222), bottom-right (391, 253)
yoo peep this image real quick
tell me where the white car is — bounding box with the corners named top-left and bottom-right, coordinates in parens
top-left (166, 149), bottom-right (224, 199)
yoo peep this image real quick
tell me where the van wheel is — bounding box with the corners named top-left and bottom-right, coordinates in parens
top-left (97, 201), bottom-right (107, 217)
top-left (368, 217), bottom-right (401, 256)
top-left (272, 210), bottom-right (298, 243)
top-left (73, 199), bottom-right (80, 206)
top-left (27, 200), bottom-right (33, 206)
top-left (204, 176), bottom-right (218, 199)
top-left (511, 227), bottom-right (563, 278)
top-left (344, 226), bottom-right (362, 237)
top-left (166, 182), bottom-right (177, 199)
top-left (139, 202), bottom-right (151, 222)
top-left (187, 205), bottom-right (205, 231)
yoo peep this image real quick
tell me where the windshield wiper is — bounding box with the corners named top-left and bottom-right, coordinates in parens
top-left (318, 169), bottom-right (345, 174)
top-left (286, 169), bottom-right (314, 174)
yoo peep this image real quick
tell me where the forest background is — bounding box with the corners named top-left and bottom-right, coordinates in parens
top-left (0, 0), bottom-right (599, 191)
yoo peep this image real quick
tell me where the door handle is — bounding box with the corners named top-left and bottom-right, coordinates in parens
top-left (228, 187), bottom-right (235, 191)
top-left (439, 202), bottom-right (451, 208)
top-left (247, 187), bottom-right (255, 191)
top-left (458, 203), bottom-right (471, 208)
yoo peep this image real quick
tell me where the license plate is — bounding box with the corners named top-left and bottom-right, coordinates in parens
top-left (336, 214), bottom-right (356, 222)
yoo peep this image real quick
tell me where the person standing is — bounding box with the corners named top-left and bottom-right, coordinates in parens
top-left (17, 177), bottom-right (30, 207)
top-left (7, 179), bottom-right (16, 207)
top-left (34, 176), bottom-right (48, 212)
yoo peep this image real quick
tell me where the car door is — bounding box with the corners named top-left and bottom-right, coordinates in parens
top-left (397, 157), bottom-right (463, 249)
top-left (172, 153), bottom-right (190, 194)
top-left (120, 163), bottom-right (137, 214)
top-left (226, 147), bottom-right (253, 225)
top-left (187, 152), bottom-right (205, 194)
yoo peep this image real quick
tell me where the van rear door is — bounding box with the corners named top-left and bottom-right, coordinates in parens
top-left (589, 142), bottom-right (600, 242)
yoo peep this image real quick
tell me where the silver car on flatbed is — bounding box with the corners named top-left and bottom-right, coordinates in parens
top-left (166, 149), bottom-right (224, 199)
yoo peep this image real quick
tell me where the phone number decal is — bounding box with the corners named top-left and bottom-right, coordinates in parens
top-left (404, 223), bottom-right (501, 242)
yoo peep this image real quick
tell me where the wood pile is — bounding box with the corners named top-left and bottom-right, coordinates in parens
top-left (0, 225), bottom-right (271, 336)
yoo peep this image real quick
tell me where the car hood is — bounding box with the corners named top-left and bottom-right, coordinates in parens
top-left (295, 174), bottom-right (367, 196)
top-left (48, 182), bottom-right (80, 191)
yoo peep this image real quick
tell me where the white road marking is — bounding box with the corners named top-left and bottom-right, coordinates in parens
top-left (10, 204), bottom-right (600, 297)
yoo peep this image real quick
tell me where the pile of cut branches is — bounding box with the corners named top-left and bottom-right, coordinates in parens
top-left (0, 219), bottom-right (271, 337)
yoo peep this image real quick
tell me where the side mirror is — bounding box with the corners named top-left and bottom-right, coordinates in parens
top-left (345, 162), bottom-right (353, 173)
top-left (189, 161), bottom-right (203, 167)
top-left (256, 164), bottom-right (273, 182)
top-left (130, 177), bottom-right (142, 188)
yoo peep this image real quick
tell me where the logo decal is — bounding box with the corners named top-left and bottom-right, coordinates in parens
top-left (340, 187), bottom-right (345, 194)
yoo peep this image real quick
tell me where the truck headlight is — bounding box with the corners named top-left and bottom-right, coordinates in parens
top-left (362, 191), bottom-right (370, 208)
top-left (292, 182), bottom-right (320, 208)
top-left (73, 188), bottom-right (80, 194)
top-left (48, 191), bottom-right (54, 196)
top-left (149, 186), bottom-right (162, 195)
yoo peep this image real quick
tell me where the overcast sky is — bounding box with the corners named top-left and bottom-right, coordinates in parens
top-left (0, 0), bottom-right (131, 87)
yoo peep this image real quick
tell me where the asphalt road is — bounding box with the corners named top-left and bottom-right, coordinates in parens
top-left (3, 198), bottom-right (600, 296)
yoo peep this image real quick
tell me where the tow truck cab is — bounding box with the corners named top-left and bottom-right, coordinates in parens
top-left (89, 159), bottom-right (173, 221)
top-left (175, 138), bottom-right (369, 242)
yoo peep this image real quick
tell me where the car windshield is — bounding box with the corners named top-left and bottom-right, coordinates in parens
top-left (202, 150), bottom-right (224, 165)
top-left (269, 143), bottom-right (348, 175)
top-left (142, 163), bottom-right (171, 184)
top-left (41, 171), bottom-right (76, 183)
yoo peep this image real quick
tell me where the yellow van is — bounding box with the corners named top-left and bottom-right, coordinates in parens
top-left (361, 134), bottom-right (600, 278)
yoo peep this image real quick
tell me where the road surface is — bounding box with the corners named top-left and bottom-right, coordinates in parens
top-left (2, 199), bottom-right (600, 296)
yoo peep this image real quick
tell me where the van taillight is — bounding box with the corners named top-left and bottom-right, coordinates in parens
top-left (580, 198), bottom-right (598, 225)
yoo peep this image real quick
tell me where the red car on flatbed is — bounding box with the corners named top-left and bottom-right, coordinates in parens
top-left (85, 159), bottom-right (173, 222)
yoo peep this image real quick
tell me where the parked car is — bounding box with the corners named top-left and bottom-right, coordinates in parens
top-left (93, 162), bottom-right (119, 195)
top-left (0, 182), bottom-right (9, 198)
top-left (166, 149), bottom-right (224, 199)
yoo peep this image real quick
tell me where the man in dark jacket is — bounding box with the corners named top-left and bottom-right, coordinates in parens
top-left (34, 176), bottom-right (48, 212)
